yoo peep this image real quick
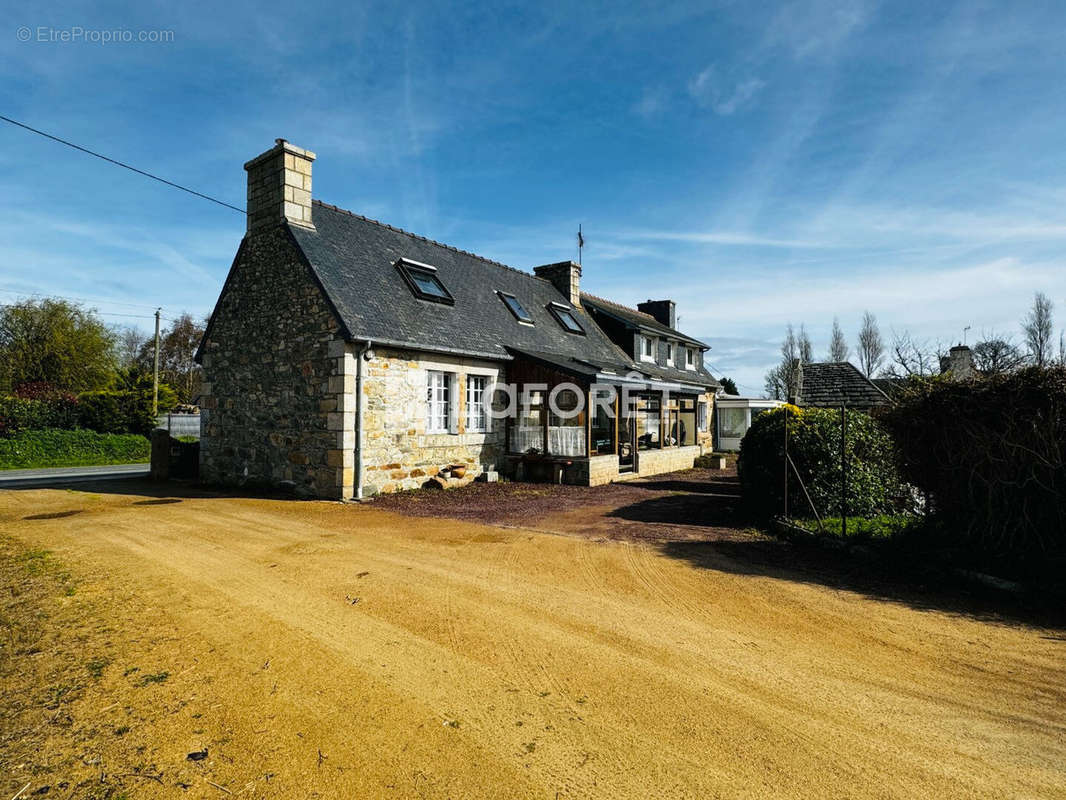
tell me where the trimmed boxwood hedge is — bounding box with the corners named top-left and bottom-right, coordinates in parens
top-left (0, 429), bottom-right (149, 469)
top-left (737, 405), bottom-right (905, 521)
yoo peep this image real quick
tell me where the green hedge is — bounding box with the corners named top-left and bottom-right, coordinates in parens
top-left (0, 388), bottom-right (163, 438)
top-left (878, 367), bottom-right (1066, 578)
top-left (0, 395), bottom-right (80, 434)
top-left (77, 390), bottom-right (157, 437)
top-left (0, 429), bottom-right (150, 469)
top-left (737, 405), bottom-right (905, 521)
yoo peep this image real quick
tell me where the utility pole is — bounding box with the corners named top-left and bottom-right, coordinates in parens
top-left (153, 308), bottom-right (161, 417)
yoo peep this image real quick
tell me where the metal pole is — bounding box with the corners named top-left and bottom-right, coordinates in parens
top-left (152, 308), bottom-right (161, 417)
top-left (840, 404), bottom-right (848, 537)
top-left (783, 406), bottom-right (789, 519)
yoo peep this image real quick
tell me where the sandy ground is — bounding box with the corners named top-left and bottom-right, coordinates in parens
top-left (1, 485), bottom-right (1064, 799)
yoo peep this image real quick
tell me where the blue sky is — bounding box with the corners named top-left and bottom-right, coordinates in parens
top-left (2, 0), bottom-right (1065, 393)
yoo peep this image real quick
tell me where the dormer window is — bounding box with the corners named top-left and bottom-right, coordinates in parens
top-left (685, 347), bottom-right (696, 369)
top-left (396, 258), bottom-right (454, 305)
top-left (498, 291), bottom-right (534, 324)
top-left (666, 342), bottom-right (674, 366)
top-left (640, 335), bottom-right (655, 362)
top-left (547, 302), bottom-right (585, 335)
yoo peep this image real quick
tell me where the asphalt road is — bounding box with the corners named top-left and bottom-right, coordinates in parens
top-left (0, 463), bottom-right (149, 488)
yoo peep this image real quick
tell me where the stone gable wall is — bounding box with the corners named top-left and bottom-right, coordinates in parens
top-left (361, 348), bottom-right (504, 495)
top-left (199, 226), bottom-right (352, 498)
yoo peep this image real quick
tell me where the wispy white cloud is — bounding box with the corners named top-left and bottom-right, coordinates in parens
top-left (632, 86), bottom-right (669, 118)
top-left (616, 229), bottom-right (826, 248)
top-left (688, 66), bottom-right (767, 115)
top-left (764, 0), bottom-right (875, 60)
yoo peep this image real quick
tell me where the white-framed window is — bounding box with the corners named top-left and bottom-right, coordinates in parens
top-left (466, 375), bottom-right (488, 432)
top-left (666, 342), bottom-right (674, 365)
top-left (426, 371), bottom-right (452, 433)
top-left (685, 347), bottom-right (696, 369)
top-left (640, 335), bottom-right (655, 362)
top-left (698, 401), bottom-right (708, 431)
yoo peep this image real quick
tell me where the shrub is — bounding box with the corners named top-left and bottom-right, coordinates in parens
top-left (737, 405), bottom-right (904, 521)
top-left (76, 390), bottom-right (158, 437)
top-left (0, 389), bottom-right (80, 436)
top-left (878, 367), bottom-right (1066, 577)
top-left (0, 429), bottom-right (149, 469)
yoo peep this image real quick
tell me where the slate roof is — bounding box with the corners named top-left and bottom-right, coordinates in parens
top-left (796, 362), bottom-right (891, 408)
top-left (580, 293), bottom-right (707, 348)
top-left (579, 293), bottom-right (719, 389)
top-left (289, 202), bottom-right (632, 367)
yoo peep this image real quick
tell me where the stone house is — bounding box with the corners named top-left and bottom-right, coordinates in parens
top-left (196, 140), bottom-right (721, 499)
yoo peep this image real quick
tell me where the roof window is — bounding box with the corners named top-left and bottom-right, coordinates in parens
top-left (395, 258), bottom-right (453, 305)
top-left (547, 302), bottom-right (585, 335)
top-left (498, 291), bottom-right (534, 324)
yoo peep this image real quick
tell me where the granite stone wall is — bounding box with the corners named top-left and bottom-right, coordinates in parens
top-left (361, 348), bottom-right (504, 495)
top-left (199, 226), bottom-right (353, 498)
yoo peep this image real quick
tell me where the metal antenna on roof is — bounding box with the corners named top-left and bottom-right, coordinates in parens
top-left (963, 325), bottom-right (971, 345)
top-left (577, 224), bottom-right (584, 266)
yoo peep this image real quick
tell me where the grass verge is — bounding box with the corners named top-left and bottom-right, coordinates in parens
top-left (0, 429), bottom-right (149, 470)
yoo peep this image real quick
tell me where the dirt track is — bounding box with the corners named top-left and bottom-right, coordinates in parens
top-left (2, 485), bottom-right (1064, 798)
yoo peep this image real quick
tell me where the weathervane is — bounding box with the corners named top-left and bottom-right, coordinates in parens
top-left (577, 224), bottom-right (584, 266)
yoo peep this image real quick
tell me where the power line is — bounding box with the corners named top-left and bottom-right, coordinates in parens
top-left (0, 290), bottom-right (175, 321)
top-left (0, 114), bottom-right (245, 214)
top-left (0, 287), bottom-right (162, 311)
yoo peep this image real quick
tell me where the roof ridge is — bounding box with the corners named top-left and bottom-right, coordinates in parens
top-left (580, 291), bottom-right (659, 323)
top-left (312, 200), bottom-right (544, 281)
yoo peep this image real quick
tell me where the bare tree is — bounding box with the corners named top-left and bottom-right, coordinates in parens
top-left (763, 324), bottom-right (801, 400)
top-left (827, 317), bottom-right (849, 362)
top-left (797, 324), bottom-right (813, 363)
top-left (856, 311), bottom-right (884, 377)
top-left (883, 330), bottom-right (938, 378)
top-left (113, 325), bottom-right (148, 371)
top-left (972, 334), bottom-right (1025, 375)
top-left (1022, 291), bottom-right (1054, 367)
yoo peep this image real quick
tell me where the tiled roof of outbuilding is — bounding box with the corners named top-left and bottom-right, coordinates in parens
top-left (797, 362), bottom-right (891, 408)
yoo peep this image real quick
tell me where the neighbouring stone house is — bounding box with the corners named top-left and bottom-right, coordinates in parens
top-left (196, 140), bottom-right (722, 499)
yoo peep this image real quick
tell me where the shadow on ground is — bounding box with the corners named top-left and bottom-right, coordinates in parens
top-left (660, 538), bottom-right (1066, 630)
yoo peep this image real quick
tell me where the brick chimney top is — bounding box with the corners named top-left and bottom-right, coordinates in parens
top-left (244, 139), bottom-right (315, 233)
top-left (637, 299), bottom-right (676, 329)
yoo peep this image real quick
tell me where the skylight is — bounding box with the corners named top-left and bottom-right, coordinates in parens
top-left (547, 302), bottom-right (585, 335)
top-left (395, 258), bottom-right (453, 305)
top-left (498, 291), bottom-right (534, 324)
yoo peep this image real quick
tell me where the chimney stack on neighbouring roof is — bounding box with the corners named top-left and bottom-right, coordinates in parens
top-left (244, 139), bottom-right (315, 233)
top-left (940, 344), bottom-right (976, 380)
top-left (533, 261), bottom-right (582, 306)
top-left (637, 299), bottom-right (676, 329)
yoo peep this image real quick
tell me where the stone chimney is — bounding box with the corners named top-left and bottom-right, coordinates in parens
top-left (637, 299), bottom-right (676, 329)
top-left (940, 345), bottom-right (976, 380)
top-left (533, 261), bottom-right (582, 306)
top-left (244, 139), bottom-right (315, 233)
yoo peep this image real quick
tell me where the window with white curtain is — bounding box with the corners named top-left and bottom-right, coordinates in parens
top-left (426, 371), bottom-right (452, 433)
top-left (685, 347), bottom-right (696, 369)
top-left (466, 375), bottom-right (488, 432)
